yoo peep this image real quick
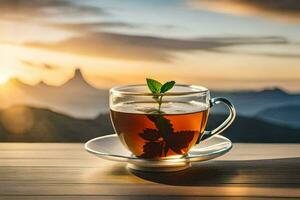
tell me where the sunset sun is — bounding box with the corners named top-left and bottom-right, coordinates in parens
top-left (0, 75), bottom-right (9, 84)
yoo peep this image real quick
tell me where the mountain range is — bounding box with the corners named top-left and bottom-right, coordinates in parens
top-left (257, 105), bottom-right (300, 128)
top-left (0, 105), bottom-right (299, 143)
top-left (211, 89), bottom-right (300, 117)
top-left (0, 69), bottom-right (108, 118)
top-left (0, 105), bottom-right (112, 142)
top-left (0, 68), bottom-right (299, 128)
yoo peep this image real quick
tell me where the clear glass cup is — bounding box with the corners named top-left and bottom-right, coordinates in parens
top-left (110, 84), bottom-right (236, 159)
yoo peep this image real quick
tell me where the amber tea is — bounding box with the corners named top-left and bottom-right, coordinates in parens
top-left (109, 82), bottom-right (235, 163)
top-left (110, 101), bottom-right (209, 159)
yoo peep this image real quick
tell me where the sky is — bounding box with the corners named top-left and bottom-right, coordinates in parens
top-left (0, 0), bottom-right (300, 92)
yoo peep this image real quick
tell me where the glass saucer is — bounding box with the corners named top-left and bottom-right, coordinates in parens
top-left (85, 134), bottom-right (232, 172)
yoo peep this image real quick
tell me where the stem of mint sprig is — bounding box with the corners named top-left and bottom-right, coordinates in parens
top-left (146, 78), bottom-right (175, 113)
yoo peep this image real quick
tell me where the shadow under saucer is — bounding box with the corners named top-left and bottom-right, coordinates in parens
top-left (129, 157), bottom-right (300, 186)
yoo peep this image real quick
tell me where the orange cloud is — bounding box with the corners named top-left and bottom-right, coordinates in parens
top-left (24, 32), bottom-right (290, 62)
top-left (188, 0), bottom-right (300, 23)
top-left (47, 22), bottom-right (137, 33)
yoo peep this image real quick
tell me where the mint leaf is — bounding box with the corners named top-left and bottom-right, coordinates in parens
top-left (168, 131), bottom-right (196, 154)
top-left (160, 81), bottom-right (175, 93)
top-left (149, 115), bottom-right (174, 137)
top-left (146, 78), bottom-right (162, 94)
top-left (139, 129), bottom-right (161, 141)
top-left (140, 141), bottom-right (164, 159)
top-left (146, 78), bottom-right (176, 113)
top-left (141, 115), bottom-right (197, 158)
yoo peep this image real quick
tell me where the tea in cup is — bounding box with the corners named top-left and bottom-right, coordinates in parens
top-left (110, 84), bottom-right (235, 159)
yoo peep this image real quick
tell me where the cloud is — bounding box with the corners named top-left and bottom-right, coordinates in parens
top-left (47, 21), bottom-right (179, 33)
top-left (0, 0), bottom-right (180, 33)
top-left (24, 31), bottom-right (292, 62)
top-left (21, 60), bottom-right (59, 70)
top-left (25, 32), bottom-right (172, 62)
top-left (0, 0), bottom-right (105, 21)
top-left (42, 63), bottom-right (58, 70)
top-left (209, 48), bottom-right (300, 59)
top-left (48, 21), bottom-right (138, 32)
top-left (187, 0), bottom-right (300, 23)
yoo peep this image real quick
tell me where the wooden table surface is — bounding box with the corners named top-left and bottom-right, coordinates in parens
top-left (0, 143), bottom-right (299, 200)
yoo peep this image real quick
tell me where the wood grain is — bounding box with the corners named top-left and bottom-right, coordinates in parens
top-left (0, 143), bottom-right (299, 199)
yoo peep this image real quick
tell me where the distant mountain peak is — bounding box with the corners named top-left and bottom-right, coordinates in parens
top-left (37, 80), bottom-right (47, 85)
top-left (6, 78), bottom-right (29, 88)
top-left (260, 87), bottom-right (288, 95)
top-left (7, 78), bottom-right (22, 85)
top-left (35, 80), bottom-right (52, 88)
top-left (74, 67), bottom-right (84, 80)
top-left (68, 68), bottom-right (88, 84)
top-left (61, 67), bottom-right (98, 91)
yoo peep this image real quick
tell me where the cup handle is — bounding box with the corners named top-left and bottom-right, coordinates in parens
top-left (199, 97), bottom-right (236, 142)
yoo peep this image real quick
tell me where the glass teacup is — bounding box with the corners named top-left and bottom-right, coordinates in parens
top-left (110, 84), bottom-right (236, 159)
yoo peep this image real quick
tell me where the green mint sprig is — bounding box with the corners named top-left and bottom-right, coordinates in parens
top-left (146, 78), bottom-right (175, 112)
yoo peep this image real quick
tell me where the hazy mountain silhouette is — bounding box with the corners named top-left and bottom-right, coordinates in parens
top-left (211, 88), bottom-right (300, 117)
top-left (60, 68), bottom-right (99, 92)
top-left (0, 105), bottom-right (112, 142)
top-left (0, 105), bottom-right (299, 143)
top-left (0, 68), bottom-right (108, 118)
top-left (257, 105), bottom-right (300, 128)
top-left (0, 68), bottom-right (299, 128)
top-left (207, 114), bottom-right (300, 143)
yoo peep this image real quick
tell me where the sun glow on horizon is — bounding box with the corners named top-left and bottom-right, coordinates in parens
top-left (0, 0), bottom-right (299, 92)
top-left (0, 74), bottom-right (10, 85)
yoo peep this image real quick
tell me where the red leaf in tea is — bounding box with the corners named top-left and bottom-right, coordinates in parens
top-left (147, 115), bottom-right (174, 140)
top-left (168, 131), bottom-right (196, 154)
top-left (139, 129), bottom-right (161, 141)
top-left (140, 115), bottom-right (198, 158)
top-left (140, 141), bottom-right (164, 158)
